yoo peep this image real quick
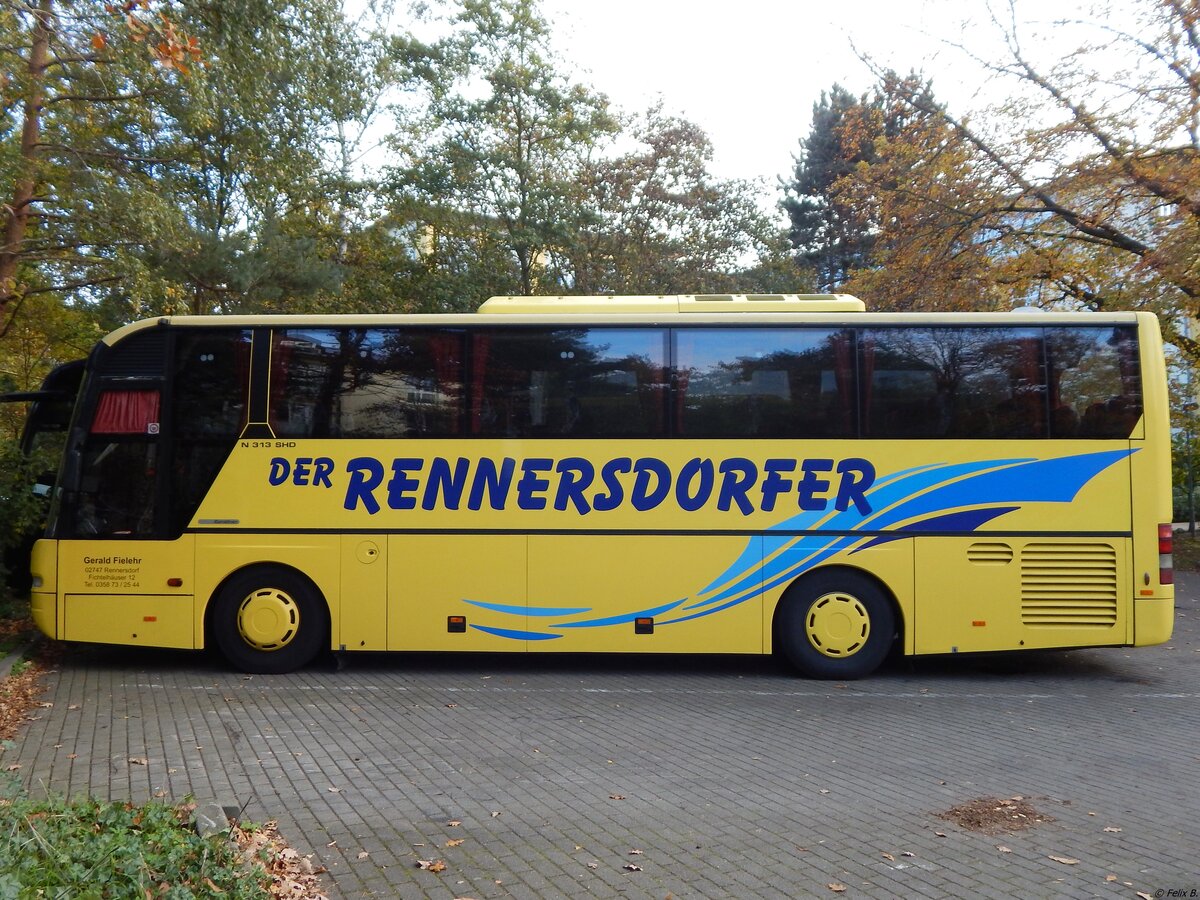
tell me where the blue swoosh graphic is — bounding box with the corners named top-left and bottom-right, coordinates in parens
top-left (470, 625), bottom-right (562, 641)
top-left (462, 449), bottom-right (1135, 641)
top-left (463, 600), bottom-right (591, 617)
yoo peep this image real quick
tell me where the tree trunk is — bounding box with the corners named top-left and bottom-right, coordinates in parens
top-left (0, 0), bottom-right (52, 338)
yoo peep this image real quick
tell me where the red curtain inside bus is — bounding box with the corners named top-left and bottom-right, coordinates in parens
top-left (91, 389), bottom-right (160, 434)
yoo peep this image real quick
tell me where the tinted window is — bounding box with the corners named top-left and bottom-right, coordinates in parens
top-left (862, 328), bottom-right (1046, 438)
top-left (472, 329), bottom-right (667, 437)
top-left (269, 329), bottom-right (465, 438)
top-left (167, 330), bottom-right (252, 535)
top-left (74, 441), bottom-right (158, 537)
top-left (674, 328), bottom-right (854, 437)
top-left (174, 330), bottom-right (251, 438)
top-left (1046, 326), bottom-right (1142, 438)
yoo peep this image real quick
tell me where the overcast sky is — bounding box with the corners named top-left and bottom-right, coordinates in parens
top-left (537, 0), bottom-right (1110, 189)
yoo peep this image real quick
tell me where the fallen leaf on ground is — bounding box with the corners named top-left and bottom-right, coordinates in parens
top-left (609, 794), bottom-right (626, 800)
top-left (445, 839), bottom-right (464, 848)
top-left (327, 786), bottom-right (341, 793)
top-left (623, 864), bottom-right (642, 872)
top-left (1103, 826), bottom-right (1121, 833)
top-left (357, 852), bottom-right (369, 860)
top-left (1105, 875), bottom-right (1118, 882)
top-left (628, 849), bottom-right (643, 855)
top-left (997, 846), bottom-right (1012, 853)
top-left (128, 757), bottom-right (148, 765)
top-left (448, 820), bottom-right (461, 827)
top-left (827, 884), bottom-right (846, 893)
top-left (1048, 855), bottom-right (1079, 865)
top-left (416, 859), bottom-right (446, 873)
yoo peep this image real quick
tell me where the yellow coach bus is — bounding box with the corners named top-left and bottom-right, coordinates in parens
top-left (11, 294), bottom-right (1175, 677)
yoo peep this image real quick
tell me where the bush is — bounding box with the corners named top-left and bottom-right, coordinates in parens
top-left (0, 794), bottom-right (271, 899)
top-left (0, 439), bottom-right (53, 610)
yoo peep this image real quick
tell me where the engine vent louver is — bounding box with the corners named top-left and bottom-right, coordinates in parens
top-left (1020, 543), bottom-right (1118, 627)
top-left (967, 542), bottom-right (1014, 564)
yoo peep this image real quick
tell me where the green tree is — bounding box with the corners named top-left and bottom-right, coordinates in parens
top-left (128, 0), bottom-right (370, 319)
top-left (564, 104), bottom-right (779, 295)
top-left (782, 85), bottom-right (881, 291)
top-left (392, 0), bottom-right (618, 298)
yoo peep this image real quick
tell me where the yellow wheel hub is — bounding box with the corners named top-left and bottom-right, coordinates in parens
top-left (805, 592), bottom-right (870, 658)
top-left (236, 588), bottom-right (300, 651)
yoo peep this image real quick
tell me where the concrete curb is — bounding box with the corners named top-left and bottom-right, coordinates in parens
top-left (0, 635), bottom-right (40, 680)
top-left (192, 802), bottom-right (242, 839)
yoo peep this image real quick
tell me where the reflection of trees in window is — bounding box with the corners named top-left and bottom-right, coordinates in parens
top-left (473, 329), bottom-right (667, 437)
top-left (863, 328), bottom-right (1045, 438)
top-left (1047, 327), bottom-right (1141, 438)
top-left (676, 329), bottom-right (852, 437)
top-left (270, 329), bottom-right (465, 438)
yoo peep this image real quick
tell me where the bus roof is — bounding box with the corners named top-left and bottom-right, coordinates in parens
top-left (99, 299), bottom-right (1153, 346)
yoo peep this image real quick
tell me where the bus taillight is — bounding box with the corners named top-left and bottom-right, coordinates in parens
top-left (1159, 524), bottom-right (1173, 585)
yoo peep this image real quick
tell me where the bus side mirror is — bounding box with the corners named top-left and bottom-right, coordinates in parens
top-left (31, 471), bottom-right (55, 499)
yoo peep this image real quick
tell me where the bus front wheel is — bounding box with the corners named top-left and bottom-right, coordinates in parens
top-left (211, 567), bottom-right (327, 674)
top-left (776, 571), bottom-right (895, 679)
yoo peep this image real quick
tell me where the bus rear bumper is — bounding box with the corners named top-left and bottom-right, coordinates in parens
top-left (31, 591), bottom-right (57, 639)
top-left (1133, 596), bottom-right (1174, 646)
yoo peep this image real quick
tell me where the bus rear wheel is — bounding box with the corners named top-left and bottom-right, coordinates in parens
top-left (776, 571), bottom-right (895, 679)
top-left (211, 567), bottom-right (326, 674)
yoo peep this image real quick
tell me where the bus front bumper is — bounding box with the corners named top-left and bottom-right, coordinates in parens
top-left (31, 591), bottom-right (57, 639)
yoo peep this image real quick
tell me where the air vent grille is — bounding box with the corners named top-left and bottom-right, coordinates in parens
top-left (967, 542), bottom-right (1014, 564)
top-left (1020, 543), bottom-right (1118, 627)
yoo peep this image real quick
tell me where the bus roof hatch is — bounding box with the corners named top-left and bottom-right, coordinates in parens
top-left (477, 294), bottom-right (866, 314)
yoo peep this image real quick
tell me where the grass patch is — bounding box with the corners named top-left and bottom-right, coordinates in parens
top-left (0, 794), bottom-right (273, 898)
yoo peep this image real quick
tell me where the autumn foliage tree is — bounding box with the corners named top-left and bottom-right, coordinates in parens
top-left (836, 0), bottom-right (1200, 338)
top-left (0, 0), bottom-right (199, 336)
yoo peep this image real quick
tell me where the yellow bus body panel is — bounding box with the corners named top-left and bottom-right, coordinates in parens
top-left (30, 539), bottom-right (57, 639)
top-left (527, 535), bottom-right (761, 653)
top-left (388, 534), bottom-right (526, 651)
top-left (56, 538), bottom-right (194, 648)
top-left (64, 594), bottom-right (193, 648)
top-left (178, 437), bottom-right (1144, 655)
top-left (1129, 312), bottom-right (1174, 643)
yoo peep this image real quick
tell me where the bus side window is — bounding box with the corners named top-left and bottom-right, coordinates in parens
top-left (862, 327), bottom-right (1046, 439)
top-left (269, 328), bottom-right (465, 439)
top-left (472, 328), bottom-right (667, 438)
top-left (1046, 326), bottom-right (1142, 438)
top-left (674, 327), bottom-right (853, 438)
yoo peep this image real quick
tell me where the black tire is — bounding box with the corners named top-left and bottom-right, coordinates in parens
top-left (211, 566), bottom-right (327, 674)
top-left (775, 570), bottom-right (895, 679)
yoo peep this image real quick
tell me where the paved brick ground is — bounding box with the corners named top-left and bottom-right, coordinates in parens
top-left (8, 576), bottom-right (1200, 899)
